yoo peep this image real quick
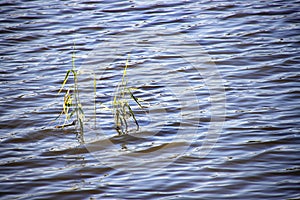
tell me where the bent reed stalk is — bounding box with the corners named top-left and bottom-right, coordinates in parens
top-left (113, 56), bottom-right (143, 134)
top-left (55, 45), bottom-right (84, 131)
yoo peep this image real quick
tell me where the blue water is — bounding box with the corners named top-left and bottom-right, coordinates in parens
top-left (0, 0), bottom-right (299, 199)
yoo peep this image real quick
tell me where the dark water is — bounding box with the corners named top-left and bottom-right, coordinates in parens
top-left (1, 0), bottom-right (300, 199)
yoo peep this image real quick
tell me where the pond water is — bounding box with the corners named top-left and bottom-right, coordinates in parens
top-left (0, 0), bottom-right (299, 199)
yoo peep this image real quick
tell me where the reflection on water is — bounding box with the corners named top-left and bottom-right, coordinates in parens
top-left (0, 0), bottom-right (299, 199)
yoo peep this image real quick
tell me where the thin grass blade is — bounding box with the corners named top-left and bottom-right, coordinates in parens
top-left (58, 70), bottom-right (71, 94)
top-left (127, 88), bottom-right (143, 108)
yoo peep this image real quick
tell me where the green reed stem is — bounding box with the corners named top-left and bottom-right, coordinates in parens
top-left (56, 44), bottom-right (84, 132)
top-left (112, 55), bottom-right (143, 134)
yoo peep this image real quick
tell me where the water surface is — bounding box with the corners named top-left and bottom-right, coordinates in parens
top-left (0, 0), bottom-right (299, 199)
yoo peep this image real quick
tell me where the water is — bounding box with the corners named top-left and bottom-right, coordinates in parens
top-left (0, 0), bottom-right (299, 199)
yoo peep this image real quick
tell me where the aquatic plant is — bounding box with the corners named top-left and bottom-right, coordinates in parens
top-left (55, 52), bottom-right (143, 135)
top-left (112, 56), bottom-right (143, 134)
top-left (55, 45), bottom-right (84, 131)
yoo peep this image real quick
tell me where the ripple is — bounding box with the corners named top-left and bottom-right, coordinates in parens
top-left (0, 0), bottom-right (299, 199)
